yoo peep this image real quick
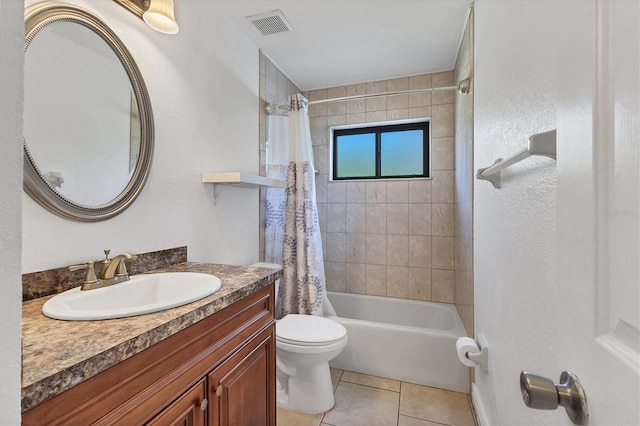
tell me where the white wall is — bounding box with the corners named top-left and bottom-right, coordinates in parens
top-left (473, 1), bottom-right (564, 424)
top-left (0, 0), bottom-right (24, 423)
top-left (22, 0), bottom-right (261, 272)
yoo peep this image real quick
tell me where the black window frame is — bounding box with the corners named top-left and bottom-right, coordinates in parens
top-left (331, 120), bottom-right (430, 181)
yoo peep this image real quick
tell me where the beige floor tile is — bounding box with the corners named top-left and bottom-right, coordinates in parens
top-left (399, 383), bottom-right (474, 426)
top-left (398, 414), bottom-right (443, 425)
top-left (330, 368), bottom-right (344, 391)
top-left (323, 381), bottom-right (400, 426)
top-left (277, 407), bottom-right (324, 426)
top-left (340, 371), bottom-right (401, 392)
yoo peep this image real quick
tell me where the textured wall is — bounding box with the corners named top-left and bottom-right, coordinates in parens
top-left (0, 0), bottom-right (24, 422)
top-left (473, 1), bottom-right (561, 424)
top-left (307, 73), bottom-right (457, 302)
top-left (22, 0), bottom-right (261, 272)
top-left (454, 11), bottom-right (474, 336)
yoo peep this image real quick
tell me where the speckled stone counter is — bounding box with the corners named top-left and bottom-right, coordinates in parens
top-left (21, 262), bottom-right (281, 412)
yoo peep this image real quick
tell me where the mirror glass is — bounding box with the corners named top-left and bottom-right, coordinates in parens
top-left (23, 3), bottom-right (153, 221)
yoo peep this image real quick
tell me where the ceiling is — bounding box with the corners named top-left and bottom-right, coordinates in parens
top-left (216, 1), bottom-right (473, 91)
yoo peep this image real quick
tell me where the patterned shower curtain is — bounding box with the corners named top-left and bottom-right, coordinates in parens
top-left (264, 115), bottom-right (288, 265)
top-left (277, 94), bottom-right (326, 317)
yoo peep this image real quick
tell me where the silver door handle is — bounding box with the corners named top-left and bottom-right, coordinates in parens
top-left (520, 370), bottom-right (588, 425)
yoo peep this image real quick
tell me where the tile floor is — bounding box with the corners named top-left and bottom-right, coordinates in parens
top-left (277, 369), bottom-right (477, 426)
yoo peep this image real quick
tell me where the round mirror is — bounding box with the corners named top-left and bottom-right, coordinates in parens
top-left (23, 2), bottom-right (153, 221)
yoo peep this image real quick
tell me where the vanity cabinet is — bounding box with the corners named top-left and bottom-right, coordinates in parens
top-left (22, 284), bottom-right (276, 426)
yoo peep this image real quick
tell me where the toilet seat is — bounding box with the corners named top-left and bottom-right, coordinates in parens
top-left (276, 314), bottom-right (346, 346)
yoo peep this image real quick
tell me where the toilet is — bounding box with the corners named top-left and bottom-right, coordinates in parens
top-left (251, 263), bottom-right (348, 414)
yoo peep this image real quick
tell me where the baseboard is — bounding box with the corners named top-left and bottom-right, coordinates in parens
top-left (471, 383), bottom-right (490, 426)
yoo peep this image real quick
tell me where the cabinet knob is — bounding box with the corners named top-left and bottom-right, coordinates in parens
top-left (200, 398), bottom-right (208, 411)
top-left (216, 385), bottom-right (223, 396)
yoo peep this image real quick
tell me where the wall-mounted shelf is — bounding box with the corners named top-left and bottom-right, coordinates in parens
top-left (202, 172), bottom-right (286, 205)
top-left (201, 172), bottom-right (286, 188)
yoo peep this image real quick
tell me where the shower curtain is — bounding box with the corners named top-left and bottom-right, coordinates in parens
top-left (264, 115), bottom-right (288, 265)
top-left (277, 94), bottom-right (326, 317)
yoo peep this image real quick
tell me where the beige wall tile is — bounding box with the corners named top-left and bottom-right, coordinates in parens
top-left (431, 268), bottom-right (454, 303)
top-left (309, 88), bottom-right (328, 101)
top-left (328, 85), bottom-right (347, 99)
top-left (366, 203), bottom-right (387, 234)
top-left (346, 203), bottom-right (366, 233)
top-left (431, 137), bottom-right (455, 171)
top-left (409, 235), bottom-right (431, 268)
top-left (387, 94), bottom-right (409, 110)
top-left (366, 80), bottom-right (387, 94)
top-left (367, 181), bottom-right (387, 203)
top-left (431, 171), bottom-right (454, 203)
top-left (432, 204), bottom-right (454, 236)
top-left (387, 235), bottom-right (409, 266)
top-left (387, 180), bottom-right (409, 202)
top-left (308, 102), bottom-right (327, 118)
top-left (408, 267), bottom-right (432, 301)
top-left (400, 383), bottom-right (474, 426)
top-left (327, 101), bottom-right (346, 116)
top-left (431, 236), bottom-right (454, 270)
top-left (387, 109), bottom-right (409, 120)
top-left (387, 265), bottom-right (409, 298)
top-left (346, 99), bottom-right (366, 114)
top-left (346, 83), bottom-right (367, 96)
top-left (365, 233), bottom-right (387, 265)
top-left (328, 181), bottom-right (347, 202)
top-left (409, 106), bottom-right (432, 119)
top-left (346, 262), bottom-right (366, 294)
top-left (387, 77), bottom-right (409, 91)
top-left (346, 181), bottom-right (367, 203)
top-left (365, 264), bottom-right (387, 296)
top-left (366, 110), bottom-right (387, 122)
top-left (409, 92), bottom-right (432, 108)
top-left (346, 232), bottom-right (366, 263)
top-left (328, 114), bottom-right (347, 126)
top-left (431, 104), bottom-right (455, 137)
top-left (432, 71), bottom-right (455, 105)
top-left (326, 261), bottom-right (346, 292)
top-left (315, 175), bottom-right (328, 202)
top-left (327, 203), bottom-right (346, 233)
top-left (366, 97), bottom-right (387, 112)
top-left (313, 145), bottom-right (328, 174)
top-left (408, 180), bottom-right (432, 203)
top-left (326, 232), bottom-right (346, 262)
top-left (409, 74), bottom-right (432, 90)
top-left (316, 202), bottom-right (327, 233)
top-left (408, 203), bottom-right (432, 236)
top-left (387, 203), bottom-right (409, 234)
top-left (346, 112), bottom-right (367, 124)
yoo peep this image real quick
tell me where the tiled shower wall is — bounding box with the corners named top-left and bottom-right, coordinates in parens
top-left (305, 72), bottom-right (456, 303)
top-left (258, 52), bottom-right (301, 262)
top-left (454, 11), bottom-right (474, 336)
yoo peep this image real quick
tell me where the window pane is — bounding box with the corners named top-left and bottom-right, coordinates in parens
top-left (380, 130), bottom-right (424, 176)
top-left (336, 133), bottom-right (376, 178)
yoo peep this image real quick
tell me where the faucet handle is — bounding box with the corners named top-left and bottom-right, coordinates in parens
top-left (69, 261), bottom-right (99, 288)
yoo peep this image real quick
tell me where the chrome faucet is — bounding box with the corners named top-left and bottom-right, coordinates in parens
top-left (69, 249), bottom-right (135, 291)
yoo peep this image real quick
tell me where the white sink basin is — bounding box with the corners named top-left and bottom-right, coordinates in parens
top-left (42, 272), bottom-right (222, 321)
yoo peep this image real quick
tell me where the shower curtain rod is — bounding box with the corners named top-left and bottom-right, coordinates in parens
top-left (265, 77), bottom-right (470, 115)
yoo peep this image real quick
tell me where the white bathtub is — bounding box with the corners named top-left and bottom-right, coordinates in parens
top-left (325, 291), bottom-right (470, 393)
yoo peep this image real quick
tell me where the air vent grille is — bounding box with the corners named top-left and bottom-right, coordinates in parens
top-left (247, 10), bottom-right (293, 36)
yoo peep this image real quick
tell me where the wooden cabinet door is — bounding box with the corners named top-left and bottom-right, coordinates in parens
top-left (146, 378), bottom-right (207, 426)
top-left (208, 326), bottom-right (276, 426)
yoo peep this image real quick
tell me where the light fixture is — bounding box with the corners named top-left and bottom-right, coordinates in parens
top-left (143, 0), bottom-right (179, 34)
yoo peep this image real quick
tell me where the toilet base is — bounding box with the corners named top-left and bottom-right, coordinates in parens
top-left (276, 362), bottom-right (335, 414)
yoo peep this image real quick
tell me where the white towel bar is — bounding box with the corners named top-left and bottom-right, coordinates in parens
top-left (476, 129), bottom-right (556, 189)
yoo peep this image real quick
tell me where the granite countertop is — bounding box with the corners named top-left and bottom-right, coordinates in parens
top-left (21, 262), bottom-right (281, 412)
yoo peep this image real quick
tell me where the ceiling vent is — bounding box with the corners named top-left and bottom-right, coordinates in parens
top-left (247, 10), bottom-right (293, 36)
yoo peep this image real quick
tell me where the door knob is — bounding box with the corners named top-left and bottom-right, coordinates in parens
top-left (520, 370), bottom-right (588, 425)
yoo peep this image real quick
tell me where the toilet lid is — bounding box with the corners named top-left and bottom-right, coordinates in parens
top-left (276, 314), bottom-right (347, 345)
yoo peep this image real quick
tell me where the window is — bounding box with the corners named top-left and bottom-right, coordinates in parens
top-left (331, 120), bottom-right (430, 180)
